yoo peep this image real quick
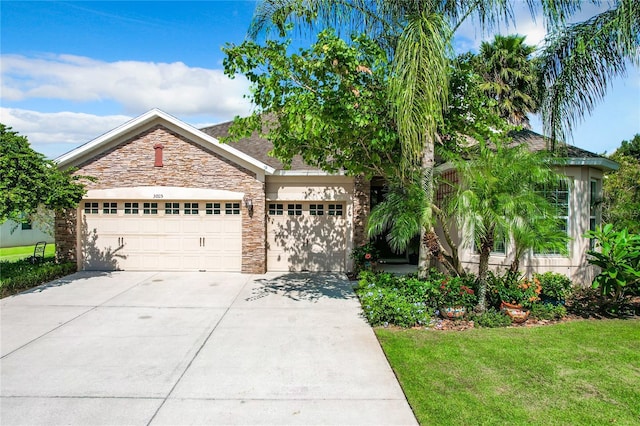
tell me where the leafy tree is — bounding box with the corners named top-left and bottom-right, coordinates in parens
top-left (223, 29), bottom-right (400, 178)
top-left (603, 149), bottom-right (640, 233)
top-left (447, 140), bottom-right (567, 311)
top-left (473, 34), bottom-right (540, 128)
top-left (241, 0), bottom-right (635, 276)
top-left (0, 124), bottom-right (87, 223)
top-left (617, 134), bottom-right (640, 160)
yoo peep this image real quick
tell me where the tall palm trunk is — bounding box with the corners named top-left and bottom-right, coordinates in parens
top-left (476, 225), bottom-right (495, 312)
top-left (417, 141), bottom-right (435, 278)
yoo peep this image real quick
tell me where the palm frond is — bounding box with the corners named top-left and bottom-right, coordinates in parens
top-left (540, 0), bottom-right (640, 146)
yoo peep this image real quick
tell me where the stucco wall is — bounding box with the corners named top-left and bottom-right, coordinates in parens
top-left (436, 166), bottom-right (603, 285)
top-left (0, 220), bottom-right (54, 248)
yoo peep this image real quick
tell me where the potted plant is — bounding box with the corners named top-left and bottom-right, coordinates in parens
top-left (437, 276), bottom-right (477, 319)
top-left (492, 271), bottom-right (541, 323)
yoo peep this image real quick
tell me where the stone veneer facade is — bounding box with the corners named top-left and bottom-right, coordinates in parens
top-left (56, 125), bottom-right (267, 274)
top-left (352, 175), bottom-right (370, 248)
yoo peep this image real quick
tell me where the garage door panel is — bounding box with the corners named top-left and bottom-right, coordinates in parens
top-left (82, 200), bottom-right (242, 272)
top-left (267, 205), bottom-right (346, 272)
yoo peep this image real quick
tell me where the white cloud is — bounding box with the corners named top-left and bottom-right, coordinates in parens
top-left (0, 54), bottom-right (253, 119)
top-left (0, 108), bottom-right (132, 157)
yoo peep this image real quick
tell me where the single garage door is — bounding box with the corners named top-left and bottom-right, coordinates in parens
top-left (267, 202), bottom-right (346, 272)
top-left (81, 200), bottom-right (242, 271)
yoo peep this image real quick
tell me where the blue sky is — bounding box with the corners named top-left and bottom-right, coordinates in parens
top-left (1, 1), bottom-right (639, 159)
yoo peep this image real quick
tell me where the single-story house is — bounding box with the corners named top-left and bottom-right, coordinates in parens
top-left (54, 109), bottom-right (617, 282)
top-left (1, 219), bottom-right (54, 248)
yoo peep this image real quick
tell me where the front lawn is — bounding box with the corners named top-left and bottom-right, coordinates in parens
top-left (377, 320), bottom-right (640, 425)
top-left (0, 243), bottom-right (56, 262)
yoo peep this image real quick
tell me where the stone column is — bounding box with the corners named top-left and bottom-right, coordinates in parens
top-left (353, 174), bottom-right (371, 247)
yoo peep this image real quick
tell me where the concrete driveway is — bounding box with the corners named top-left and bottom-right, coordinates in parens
top-left (1, 271), bottom-right (417, 425)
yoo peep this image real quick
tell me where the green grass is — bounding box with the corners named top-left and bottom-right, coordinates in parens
top-left (376, 320), bottom-right (640, 425)
top-left (0, 243), bottom-right (55, 262)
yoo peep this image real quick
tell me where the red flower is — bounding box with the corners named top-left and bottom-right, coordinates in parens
top-left (364, 253), bottom-right (372, 260)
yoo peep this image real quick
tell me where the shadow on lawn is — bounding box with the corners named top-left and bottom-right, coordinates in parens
top-left (247, 272), bottom-right (356, 303)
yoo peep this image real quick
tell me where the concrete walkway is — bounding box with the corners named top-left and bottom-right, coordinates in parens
top-left (1, 271), bottom-right (417, 425)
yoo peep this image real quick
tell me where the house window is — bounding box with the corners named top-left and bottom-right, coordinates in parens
top-left (225, 202), bottom-right (240, 215)
top-left (143, 202), bottom-right (158, 215)
top-left (206, 203), bottom-right (221, 215)
top-left (124, 202), bottom-right (139, 215)
top-left (287, 204), bottom-right (302, 216)
top-left (310, 204), bottom-right (324, 216)
top-left (474, 238), bottom-right (506, 255)
top-left (268, 203), bottom-right (284, 215)
top-left (534, 180), bottom-right (570, 255)
top-left (21, 222), bottom-right (32, 230)
top-left (184, 202), bottom-right (199, 215)
top-left (328, 204), bottom-right (343, 216)
top-left (165, 202), bottom-right (179, 215)
top-left (103, 202), bottom-right (117, 214)
top-left (589, 179), bottom-right (600, 249)
top-left (84, 202), bottom-right (99, 214)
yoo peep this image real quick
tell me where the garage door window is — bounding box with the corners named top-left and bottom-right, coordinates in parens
top-left (310, 204), bottom-right (324, 216)
top-left (143, 202), bottom-right (158, 215)
top-left (328, 204), bottom-right (343, 216)
top-left (124, 202), bottom-right (139, 214)
top-left (225, 202), bottom-right (240, 215)
top-left (206, 203), bottom-right (221, 215)
top-left (84, 202), bottom-right (99, 214)
top-left (287, 204), bottom-right (302, 216)
top-left (165, 202), bottom-right (179, 215)
top-left (268, 203), bottom-right (284, 215)
top-left (184, 202), bottom-right (199, 215)
top-left (103, 202), bottom-right (117, 214)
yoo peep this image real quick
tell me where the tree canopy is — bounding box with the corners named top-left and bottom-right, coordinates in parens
top-left (223, 29), bottom-right (400, 178)
top-left (603, 135), bottom-right (640, 233)
top-left (0, 124), bottom-right (87, 223)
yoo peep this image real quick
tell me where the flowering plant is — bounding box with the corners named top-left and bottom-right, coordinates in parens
top-left (490, 271), bottom-right (541, 308)
top-left (437, 276), bottom-right (477, 308)
top-left (350, 242), bottom-right (380, 275)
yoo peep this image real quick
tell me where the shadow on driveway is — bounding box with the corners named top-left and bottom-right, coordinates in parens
top-left (247, 272), bottom-right (356, 303)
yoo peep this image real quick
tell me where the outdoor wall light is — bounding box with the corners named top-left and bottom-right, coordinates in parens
top-left (244, 197), bottom-right (254, 215)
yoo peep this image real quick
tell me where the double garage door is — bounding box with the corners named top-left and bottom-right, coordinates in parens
top-left (81, 200), bottom-right (242, 271)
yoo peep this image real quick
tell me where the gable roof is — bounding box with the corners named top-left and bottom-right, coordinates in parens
top-left (55, 109), bottom-right (276, 175)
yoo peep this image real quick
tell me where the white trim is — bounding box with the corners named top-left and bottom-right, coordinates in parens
top-left (272, 169), bottom-right (345, 176)
top-left (84, 186), bottom-right (244, 201)
top-left (55, 109), bottom-right (276, 175)
top-left (563, 157), bottom-right (618, 171)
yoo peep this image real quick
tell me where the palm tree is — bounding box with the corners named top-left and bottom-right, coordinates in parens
top-left (448, 139), bottom-right (564, 311)
top-left (475, 34), bottom-right (540, 128)
top-left (539, 0), bottom-right (640, 147)
top-left (246, 0), bottom-right (639, 277)
top-left (246, 0), bottom-right (518, 276)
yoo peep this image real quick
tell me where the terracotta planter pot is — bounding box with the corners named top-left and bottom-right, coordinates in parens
top-left (441, 306), bottom-right (466, 319)
top-left (500, 301), bottom-right (530, 323)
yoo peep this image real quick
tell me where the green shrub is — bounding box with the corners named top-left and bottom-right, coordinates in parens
top-left (530, 302), bottom-right (567, 320)
top-left (356, 272), bottom-right (434, 327)
top-left (0, 257), bottom-right (76, 297)
top-left (469, 308), bottom-right (512, 328)
top-left (584, 224), bottom-right (640, 301)
top-left (534, 272), bottom-right (574, 301)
